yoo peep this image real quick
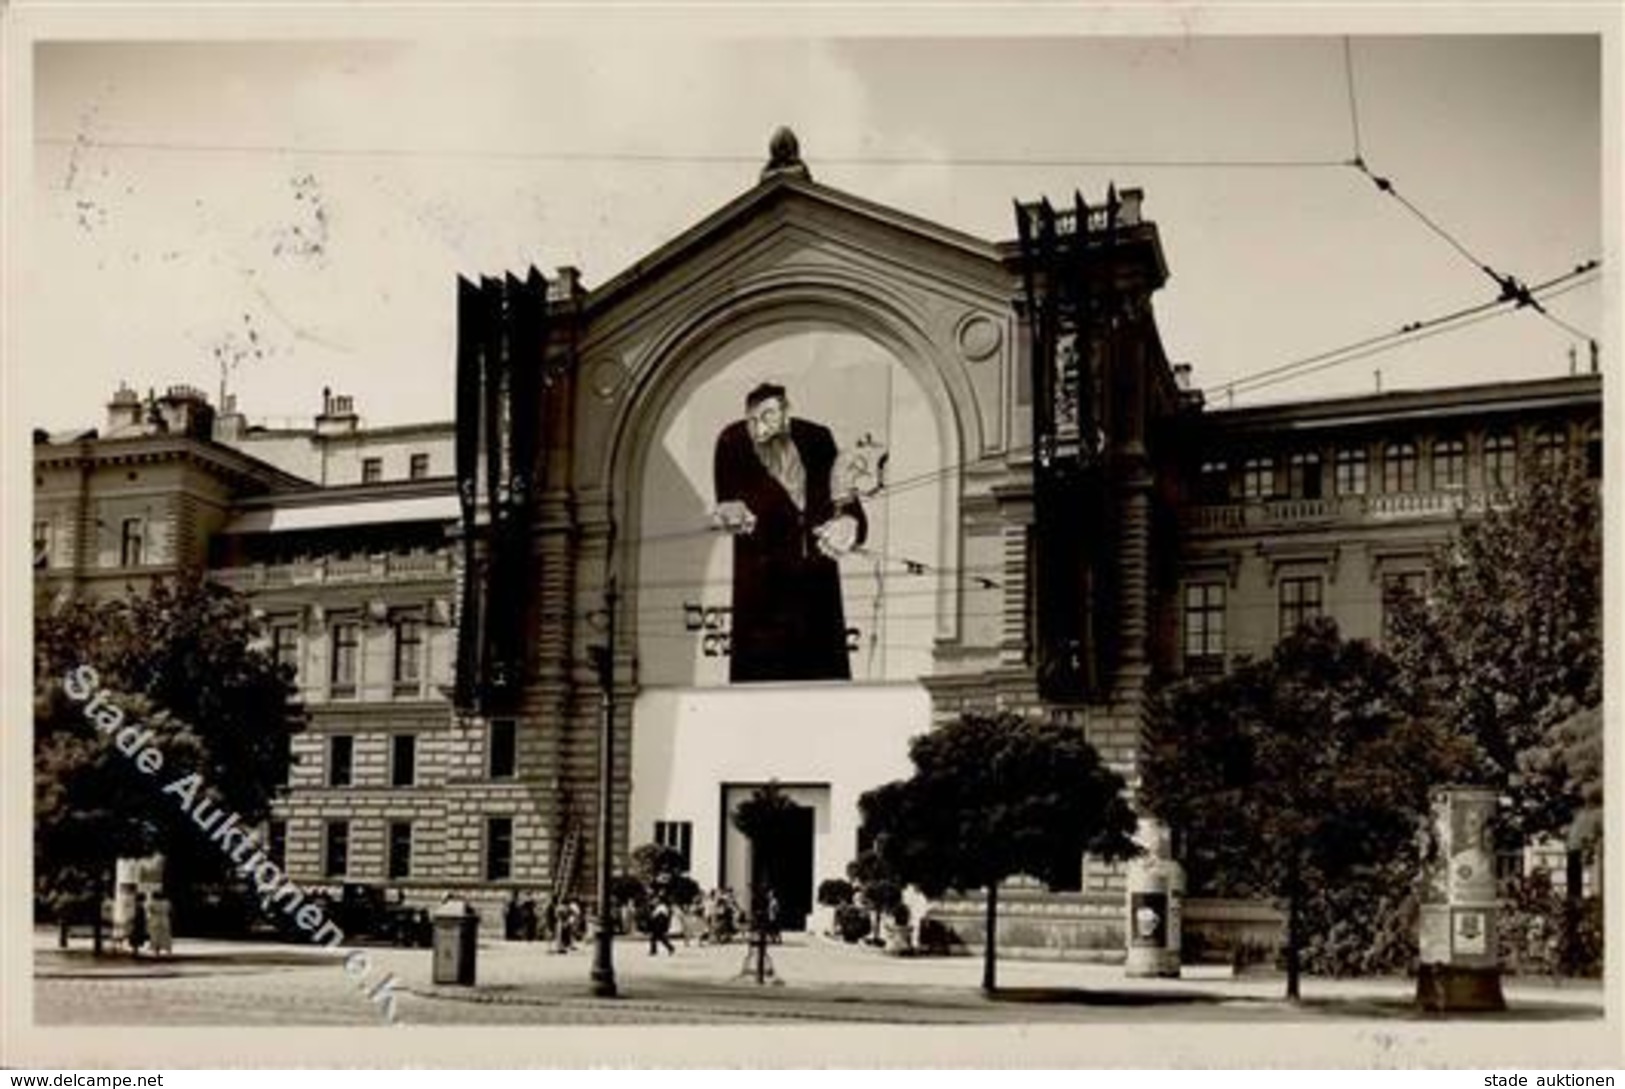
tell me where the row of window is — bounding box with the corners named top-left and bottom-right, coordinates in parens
top-left (287, 815), bottom-right (515, 881)
top-left (319, 719), bottom-right (517, 787)
top-left (361, 452), bottom-right (433, 484)
top-left (32, 516), bottom-right (148, 568)
top-left (1182, 572), bottom-right (1425, 666)
top-left (271, 616), bottom-right (427, 697)
top-left (1200, 428), bottom-right (1588, 503)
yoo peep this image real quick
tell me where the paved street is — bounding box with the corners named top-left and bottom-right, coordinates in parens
top-left (33, 928), bottom-right (1604, 1027)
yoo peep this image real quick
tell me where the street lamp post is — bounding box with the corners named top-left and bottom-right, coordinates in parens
top-left (589, 576), bottom-right (619, 998)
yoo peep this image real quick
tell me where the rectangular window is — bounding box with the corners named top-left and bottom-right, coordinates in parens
top-left (33, 520), bottom-right (49, 568)
top-left (324, 820), bottom-right (350, 878)
top-left (388, 821), bottom-right (413, 880)
top-left (267, 819), bottom-right (287, 868)
top-left (1334, 448), bottom-right (1368, 497)
top-left (1382, 571), bottom-right (1429, 642)
top-left (485, 817), bottom-right (513, 881)
top-left (1278, 576), bottom-right (1324, 638)
top-left (1288, 452), bottom-right (1322, 500)
top-left (1241, 456), bottom-right (1275, 500)
top-left (488, 718), bottom-right (517, 780)
top-left (1433, 437), bottom-right (1466, 489)
top-left (330, 621), bottom-right (359, 696)
top-left (120, 518), bottom-right (145, 567)
top-left (361, 457), bottom-right (383, 484)
top-left (1535, 428), bottom-right (1567, 471)
top-left (1183, 582), bottom-right (1226, 670)
top-left (1198, 460), bottom-right (1231, 503)
top-left (391, 733), bottom-right (416, 787)
top-left (409, 453), bottom-right (430, 480)
top-left (1383, 441), bottom-right (1418, 493)
top-left (1485, 433), bottom-right (1517, 491)
top-left (654, 820), bottom-right (694, 872)
top-left (393, 616), bottom-right (422, 693)
top-left (328, 734), bottom-right (354, 787)
top-left (271, 623), bottom-right (300, 684)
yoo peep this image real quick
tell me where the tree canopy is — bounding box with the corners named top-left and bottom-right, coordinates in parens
top-left (35, 572), bottom-right (303, 922)
top-left (1387, 460), bottom-right (1602, 848)
top-left (858, 711), bottom-right (1137, 991)
top-left (1141, 617), bottom-right (1469, 997)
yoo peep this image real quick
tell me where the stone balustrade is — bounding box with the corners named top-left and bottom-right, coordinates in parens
top-left (1187, 490), bottom-right (1496, 534)
top-left (212, 551), bottom-right (453, 590)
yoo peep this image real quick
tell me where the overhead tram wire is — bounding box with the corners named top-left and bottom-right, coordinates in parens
top-left (1222, 271), bottom-right (1600, 402)
top-left (1221, 272), bottom-right (1600, 402)
top-left (1206, 262), bottom-right (1600, 401)
top-left (1339, 40), bottom-right (1598, 346)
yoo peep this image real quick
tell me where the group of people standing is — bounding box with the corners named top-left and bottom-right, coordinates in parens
top-left (120, 891), bottom-right (173, 958)
top-left (499, 885), bottom-right (782, 956)
top-left (502, 891), bottom-right (587, 953)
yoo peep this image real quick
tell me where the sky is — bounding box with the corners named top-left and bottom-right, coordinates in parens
top-left (20, 33), bottom-right (1606, 431)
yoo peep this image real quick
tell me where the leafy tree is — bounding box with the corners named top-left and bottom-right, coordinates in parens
top-left (816, 878), bottom-right (855, 908)
top-left (1141, 617), bottom-right (1469, 1000)
top-left (628, 841), bottom-right (699, 908)
top-left (1388, 459), bottom-right (1602, 968)
top-left (858, 712), bottom-right (1137, 993)
top-left (35, 572), bottom-right (303, 943)
top-left (846, 849), bottom-right (903, 944)
top-left (1387, 459), bottom-right (1601, 845)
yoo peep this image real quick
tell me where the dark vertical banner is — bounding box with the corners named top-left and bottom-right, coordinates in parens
top-left (1017, 195), bottom-right (1120, 705)
top-left (453, 276), bottom-right (484, 711)
top-left (452, 271), bottom-right (552, 712)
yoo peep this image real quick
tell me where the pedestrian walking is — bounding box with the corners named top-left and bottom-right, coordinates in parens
top-left (503, 890), bottom-right (521, 941)
top-left (147, 893), bottom-right (173, 957)
top-left (520, 896), bottom-right (538, 942)
top-left (647, 899), bottom-right (676, 956)
top-left (127, 893), bottom-right (150, 958)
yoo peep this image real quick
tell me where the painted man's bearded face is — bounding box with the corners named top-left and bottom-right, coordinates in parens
top-left (746, 395), bottom-right (790, 446)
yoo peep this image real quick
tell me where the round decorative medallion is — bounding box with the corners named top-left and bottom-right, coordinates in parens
top-left (956, 314), bottom-right (1002, 362)
top-left (589, 360), bottom-right (627, 400)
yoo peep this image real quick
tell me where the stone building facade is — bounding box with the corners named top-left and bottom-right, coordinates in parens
top-left (32, 148), bottom-right (1602, 942)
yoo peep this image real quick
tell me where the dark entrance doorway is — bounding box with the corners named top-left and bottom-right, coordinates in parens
top-left (721, 784), bottom-right (826, 932)
top-left (759, 804), bottom-right (814, 931)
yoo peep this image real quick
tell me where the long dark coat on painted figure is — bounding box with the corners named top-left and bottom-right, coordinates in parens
top-left (713, 417), bottom-right (866, 683)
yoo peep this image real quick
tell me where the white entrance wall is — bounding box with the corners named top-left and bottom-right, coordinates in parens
top-left (628, 682), bottom-right (928, 893)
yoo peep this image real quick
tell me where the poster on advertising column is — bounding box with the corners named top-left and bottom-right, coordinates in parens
top-left (636, 325), bottom-right (944, 687)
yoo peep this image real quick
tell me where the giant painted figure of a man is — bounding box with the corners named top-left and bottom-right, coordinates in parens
top-left (713, 383), bottom-right (866, 682)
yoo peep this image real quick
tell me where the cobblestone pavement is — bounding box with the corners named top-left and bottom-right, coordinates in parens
top-left (33, 930), bottom-right (1605, 1027)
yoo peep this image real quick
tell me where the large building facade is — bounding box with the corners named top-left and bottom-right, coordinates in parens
top-left (33, 143), bottom-right (1603, 942)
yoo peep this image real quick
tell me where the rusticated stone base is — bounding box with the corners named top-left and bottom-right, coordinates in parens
top-left (1415, 964), bottom-right (1507, 1012)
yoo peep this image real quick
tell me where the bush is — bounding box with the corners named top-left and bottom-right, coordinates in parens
top-left (834, 903), bottom-right (872, 943)
top-left (1500, 870), bottom-right (1603, 978)
top-left (817, 878), bottom-right (855, 908)
top-left (890, 902), bottom-right (911, 927)
top-left (916, 917), bottom-right (962, 955)
top-left (1300, 874), bottom-right (1419, 978)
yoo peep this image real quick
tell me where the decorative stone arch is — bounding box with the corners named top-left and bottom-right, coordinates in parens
top-left (602, 267), bottom-right (983, 652)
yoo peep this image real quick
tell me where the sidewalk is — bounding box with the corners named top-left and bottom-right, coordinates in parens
top-left (34, 927), bottom-right (1604, 1023)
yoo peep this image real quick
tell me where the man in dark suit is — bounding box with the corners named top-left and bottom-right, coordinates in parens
top-left (713, 383), bottom-right (866, 682)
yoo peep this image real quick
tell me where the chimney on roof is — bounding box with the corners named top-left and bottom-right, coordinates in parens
top-left (1118, 187), bottom-right (1144, 226)
top-left (213, 391), bottom-right (247, 442)
top-left (155, 384), bottom-right (216, 440)
top-left (106, 382), bottom-right (143, 433)
top-left (316, 389), bottom-right (359, 436)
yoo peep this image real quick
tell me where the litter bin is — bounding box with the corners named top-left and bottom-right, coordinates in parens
top-left (433, 899), bottom-right (479, 985)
